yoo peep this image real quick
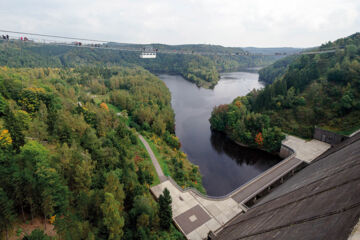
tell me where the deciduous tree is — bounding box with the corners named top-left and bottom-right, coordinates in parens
top-left (101, 193), bottom-right (124, 240)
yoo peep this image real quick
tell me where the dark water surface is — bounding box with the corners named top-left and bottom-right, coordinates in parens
top-left (159, 72), bottom-right (281, 196)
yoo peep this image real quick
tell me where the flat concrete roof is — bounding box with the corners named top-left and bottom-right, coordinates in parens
top-left (282, 135), bottom-right (330, 163)
top-left (151, 180), bottom-right (243, 240)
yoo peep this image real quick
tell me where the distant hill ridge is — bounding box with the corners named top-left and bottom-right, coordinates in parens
top-left (107, 42), bottom-right (303, 55)
top-left (0, 40), bottom-right (284, 88)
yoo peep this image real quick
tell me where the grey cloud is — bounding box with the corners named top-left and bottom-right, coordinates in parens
top-left (0, 0), bottom-right (359, 47)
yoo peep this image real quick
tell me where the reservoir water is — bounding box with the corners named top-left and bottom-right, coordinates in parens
top-left (159, 72), bottom-right (281, 196)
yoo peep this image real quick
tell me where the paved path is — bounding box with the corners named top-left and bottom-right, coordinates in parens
top-left (138, 134), bottom-right (167, 182)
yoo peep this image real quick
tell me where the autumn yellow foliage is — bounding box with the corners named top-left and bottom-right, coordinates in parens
top-left (49, 215), bottom-right (56, 224)
top-left (25, 87), bottom-right (46, 94)
top-left (0, 129), bottom-right (12, 145)
top-left (17, 87), bottom-right (46, 113)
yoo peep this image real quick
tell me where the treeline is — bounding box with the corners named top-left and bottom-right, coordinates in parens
top-left (0, 66), bottom-right (201, 239)
top-left (211, 32), bottom-right (360, 142)
top-left (0, 41), bottom-right (279, 88)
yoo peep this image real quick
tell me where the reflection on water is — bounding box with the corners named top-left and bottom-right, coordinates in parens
top-left (210, 131), bottom-right (280, 168)
top-left (159, 72), bottom-right (281, 196)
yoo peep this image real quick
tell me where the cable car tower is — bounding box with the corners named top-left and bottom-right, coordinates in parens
top-left (140, 47), bottom-right (157, 59)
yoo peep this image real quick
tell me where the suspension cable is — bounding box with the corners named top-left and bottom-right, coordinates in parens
top-left (0, 29), bottom-right (108, 43)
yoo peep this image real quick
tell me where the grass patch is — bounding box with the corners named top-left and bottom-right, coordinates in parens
top-left (92, 95), bottom-right (106, 105)
top-left (320, 115), bottom-right (360, 136)
top-left (104, 101), bottom-right (131, 126)
top-left (333, 125), bottom-right (360, 136)
top-left (91, 95), bottom-right (119, 113)
top-left (93, 98), bottom-right (101, 105)
top-left (143, 136), bottom-right (171, 177)
top-left (107, 103), bottom-right (121, 113)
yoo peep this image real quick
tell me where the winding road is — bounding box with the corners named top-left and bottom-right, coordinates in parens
top-left (137, 134), bottom-right (167, 182)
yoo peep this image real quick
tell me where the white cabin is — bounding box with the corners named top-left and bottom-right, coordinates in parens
top-left (140, 52), bottom-right (156, 59)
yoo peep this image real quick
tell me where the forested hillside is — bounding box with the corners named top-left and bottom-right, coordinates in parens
top-left (0, 66), bottom-right (203, 239)
top-left (258, 55), bottom-right (297, 84)
top-left (0, 40), bottom-right (279, 88)
top-left (211, 33), bottom-right (360, 143)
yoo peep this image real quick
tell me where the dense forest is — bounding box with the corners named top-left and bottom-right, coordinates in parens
top-left (258, 55), bottom-right (297, 84)
top-left (0, 40), bottom-right (282, 88)
top-left (211, 33), bottom-right (360, 145)
top-left (0, 66), bottom-right (204, 239)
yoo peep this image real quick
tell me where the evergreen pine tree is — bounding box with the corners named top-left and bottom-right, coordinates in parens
top-left (137, 167), bottom-right (145, 185)
top-left (159, 188), bottom-right (172, 230)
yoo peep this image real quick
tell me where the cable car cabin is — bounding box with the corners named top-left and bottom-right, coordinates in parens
top-left (140, 51), bottom-right (156, 59)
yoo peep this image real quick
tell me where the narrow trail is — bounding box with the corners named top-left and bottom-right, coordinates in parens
top-left (137, 134), bottom-right (167, 182)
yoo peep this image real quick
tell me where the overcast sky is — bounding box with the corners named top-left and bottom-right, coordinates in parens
top-left (1, 0), bottom-right (359, 47)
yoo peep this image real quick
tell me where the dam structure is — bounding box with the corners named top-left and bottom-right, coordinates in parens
top-left (148, 135), bottom-right (330, 240)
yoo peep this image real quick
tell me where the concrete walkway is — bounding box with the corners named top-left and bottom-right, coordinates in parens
top-left (138, 134), bottom-right (167, 182)
top-left (282, 135), bottom-right (330, 163)
top-left (231, 157), bottom-right (302, 204)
